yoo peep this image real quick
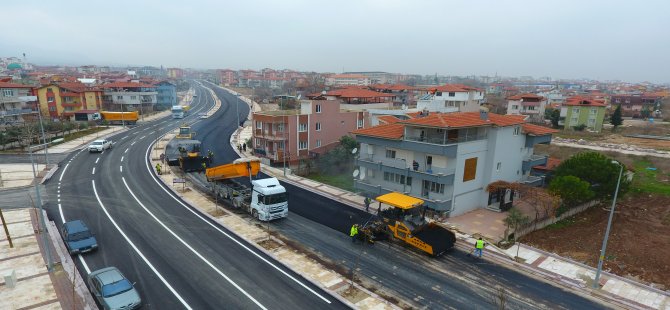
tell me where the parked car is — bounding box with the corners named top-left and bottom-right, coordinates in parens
top-left (88, 267), bottom-right (142, 310)
top-left (89, 139), bottom-right (113, 153)
top-left (62, 220), bottom-right (98, 255)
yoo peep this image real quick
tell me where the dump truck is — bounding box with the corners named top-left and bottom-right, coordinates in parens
top-left (359, 192), bottom-right (456, 257)
top-left (206, 158), bottom-right (288, 221)
top-left (172, 105), bottom-right (185, 119)
top-left (92, 111), bottom-right (139, 125)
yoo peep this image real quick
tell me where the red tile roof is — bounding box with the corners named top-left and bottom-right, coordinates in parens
top-left (399, 112), bottom-right (525, 129)
top-left (507, 93), bottom-right (545, 100)
top-left (564, 96), bottom-right (607, 107)
top-left (0, 82), bottom-right (33, 88)
top-left (521, 123), bottom-right (559, 136)
top-left (324, 88), bottom-right (394, 98)
top-left (377, 115), bottom-right (401, 124)
top-left (101, 82), bottom-right (155, 88)
top-left (352, 123), bottom-right (404, 139)
top-left (533, 157), bottom-right (561, 171)
top-left (370, 84), bottom-right (417, 91)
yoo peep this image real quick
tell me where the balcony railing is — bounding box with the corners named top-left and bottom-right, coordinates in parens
top-left (405, 132), bottom-right (487, 145)
top-left (358, 155), bottom-right (455, 176)
top-left (0, 109), bottom-right (37, 117)
top-left (522, 154), bottom-right (548, 171)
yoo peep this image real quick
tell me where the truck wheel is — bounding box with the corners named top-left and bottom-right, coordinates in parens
top-left (252, 210), bottom-right (259, 220)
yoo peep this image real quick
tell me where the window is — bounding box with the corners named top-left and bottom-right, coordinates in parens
top-left (463, 157), bottom-right (477, 182)
top-left (588, 118), bottom-right (595, 125)
top-left (436, 91), bottom-right (442, 96)
top-left (298, 141), bottom-right (307, 150)
top-left (512, 105), bottom-right (519, 110)
top-left (298, 123), bottom-right (307, 132)
top-left (315, 122), bottom-right (321, 131)
top-left (527, 106), bottom-right (535, 110)
top-left (448, 92), bottom-right (455, 97)
top-left (496, 162), bottom-right (501, 171)
top-left (255, 138), bottom-right (262, 146)
top-left (383, 172), bottom-right (412, 186)
top-left (315, 104), bottom-right (321, 113)
top-left (49, 106), bottom-right (56, 111)
top-left (572, 107), bottom-right (580, 113)
top-left (513, 126), bottom-right (520, 135)
top-left (424, 180), bottom-right (445, 194)
top-left (117, 96), bottom-right (123, 100)
top-left (2, 89), bottom-right (14, 97)
top-left (590, 108), bottom-right (597, 115)
top-left (276, 123), bottom-right (284, 132)
top-left (256, 121), bottom-right (263, 129)
top-left (357, 119), bottom-right (363, 128)
top-left (47, 88), bottom-right (53, 92)
top-left (47, 96), bottom-right (55, 102)
top-left (385, 149), bottom-right (396, 158)
top-left (316, 139), bottom-right (321, 147)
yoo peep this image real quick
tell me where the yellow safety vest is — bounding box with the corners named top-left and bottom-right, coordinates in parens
top-left (350, 226), bottom-right (358, 237)
top-left (476, 239), bottom-right (484, 249)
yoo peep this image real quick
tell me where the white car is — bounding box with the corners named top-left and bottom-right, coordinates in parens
top-left (89, 139), bottom-right (113, 153)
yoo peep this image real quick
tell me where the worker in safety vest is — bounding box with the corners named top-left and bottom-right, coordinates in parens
top-left (155, 163), bottom-right (162, 175)
top-left (350, 224), bottom-right (359, 243)
top-left (474, 237), bottom-right (485, 258)
top-left (201, 162), bottom-right (207, 172)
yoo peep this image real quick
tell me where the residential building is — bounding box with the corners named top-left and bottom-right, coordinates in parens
top-left (352, 110), bottom-right (557, 216)
top-left (325, 74), bottom-right (371, 87)
top-left (36, 82), bottom-right (103, 120)
top-left (307, 88), bottom-right (394, 104)
top-left (101, 81), bottom-right (157, 112)
top-left (154, 80), bottom-right (177, 109)
top-left (167, 68), bottom-right (184, 79)
top-left (343, 72), bottom-right (396, 84)
top-left (369, 84), bottom-right (422, 106)
top-left (251, 100), bottom-right (368, 166)
top-left (610, 94), bottom-right (662, 118)
top-left (561, 97), bottom-right (607, 132)
top-left (418, 84), bottom-right (484, 113)
top-left (0, 81), bottom-right (38, 126)
top-left (506, 93), bottom-right (547, 121)
top-left (218, 69), bottom-right (236, 85)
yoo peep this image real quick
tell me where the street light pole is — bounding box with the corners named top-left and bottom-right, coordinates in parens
top-left (593, 161), bottom-right (624, 288)
top-left (36, 102), bottom-right (49, 166)
top-left (28, 144), bottom-right (53, 271)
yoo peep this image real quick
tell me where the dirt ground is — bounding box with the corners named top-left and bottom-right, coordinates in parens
top-left (521, 194), bottom-right (670, 289)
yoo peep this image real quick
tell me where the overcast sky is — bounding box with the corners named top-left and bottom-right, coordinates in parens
top-left (1, 0), bottom-right (668, 83)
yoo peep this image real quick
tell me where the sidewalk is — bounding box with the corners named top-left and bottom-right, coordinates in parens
top-left (225, 87), bottom-right (669, 310)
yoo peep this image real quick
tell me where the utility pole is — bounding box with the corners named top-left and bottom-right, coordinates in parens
top-left (593, 161), bottom-right (624, 288)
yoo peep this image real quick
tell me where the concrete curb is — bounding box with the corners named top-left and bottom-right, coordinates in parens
top-left (40, 165), bottom-right (59, 184)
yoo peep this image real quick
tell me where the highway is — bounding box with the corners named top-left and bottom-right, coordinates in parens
top-left (47, 83), bottom-right (347, 309)
top-left (193, 81), bottom-right (608, 309)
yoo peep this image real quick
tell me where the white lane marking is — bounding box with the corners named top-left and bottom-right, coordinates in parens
top-left (121, 156), bottom-right (124, 162)
top-left (142, 141), bottom-right (331, 304)
top-left (91, 167), bottom-right (95, 175)
top-left (58, 203), bottom-right (65, 222)
top-left (91, 181), bottom-right (193, 309)
top-left (58, 194), bottom-right (60, 198)
top-left (139, 135), bottom-right (145, 140)
top-left (59, 163), bottom-right (70, 182)
top-left (95, 157), bottom-right (100, 164)
top-left (121, 177), bottom-right (267, 309)
top-left (120, 166), bottom-right (123, 172)
top-left (131, 142), bottom-right (136, 146)
top-left (125, 148), bottom-right (129, 153)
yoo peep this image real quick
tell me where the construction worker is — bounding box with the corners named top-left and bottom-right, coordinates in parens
top-left (155, 163), bottom-right (162, 175)
top-left (201, 162), bottom-right (207, 173)
top-left (474, 237), bottom-right (486, 258)
top-left (364, 196), bottom-right (372, 212)
top-left (207, 150), bottom-right (214, 163)
top-left (350, 224), bottom-right (359, 243)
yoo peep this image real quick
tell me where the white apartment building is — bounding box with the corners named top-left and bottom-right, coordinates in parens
top-left (325, 74), bottom-right (371, 87)
top-left (101, 81), bottom-right (157, 111)
top-left (353, 110), bottom-right (557, 216)
top-left (417, 84), bottom-right (484, 113)
top-left (0, 81), bottom-right (37, 126)
top-left (506, 94), bottom-right (547, 122)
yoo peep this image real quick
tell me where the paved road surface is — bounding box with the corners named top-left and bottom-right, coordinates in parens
top-left (47, 82), bottom-right (346, 309)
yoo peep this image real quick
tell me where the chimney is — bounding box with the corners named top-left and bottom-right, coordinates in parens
top-left (480, 107), bottom-right (489, 120)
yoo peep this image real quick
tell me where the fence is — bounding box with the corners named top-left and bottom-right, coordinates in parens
top-left (513, 200), bottom-right (600, 240)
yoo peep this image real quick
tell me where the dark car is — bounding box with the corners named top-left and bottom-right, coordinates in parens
top-left (62, 220), bottom-right (98, 254)
top-left (88, 267), bottom-right (142, 310)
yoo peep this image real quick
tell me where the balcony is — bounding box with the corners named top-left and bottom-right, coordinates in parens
top-left (522, 154), bottom-right (548, 172)
top-left (61, 102), bottom-right (81, 107)
top-left (0, 109), bottom-right (37, 117)
top-left (520, 175), bottom-right (544, 187)
top-left (357, 155), bottom-right (455, 185)
top-left (60, 92), bottom-right (80, 97)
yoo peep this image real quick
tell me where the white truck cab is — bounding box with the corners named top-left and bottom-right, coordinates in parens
top-left (249, 178), bottom-right (288, 221)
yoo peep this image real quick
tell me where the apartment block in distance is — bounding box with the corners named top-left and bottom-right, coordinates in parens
top-left (506, 93), bottom-right (547, 122)
top-left (101, 81), bottom-right (157, 112)
top-left (561, 97), bottom-right (606, 132)
top-left (252, 100), bottom-right (368, 166)
top-left (418, 84), bottom-right (484, 112)
top-left (1, 81), bottom-right (38, 126)
top-left (353, 110), bottom-right (557, 216)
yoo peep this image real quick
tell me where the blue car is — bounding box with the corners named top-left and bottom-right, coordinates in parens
top-left (62, 220), bottom-right (98, 254)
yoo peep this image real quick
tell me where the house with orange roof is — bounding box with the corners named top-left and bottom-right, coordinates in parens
top-left (506, 93), bottom-right (547, 121)
top-left (307, 88), bottom-right (394, 104)
top-left (352, 110), bottom-right (557, 216)
top-left (416, 84), bottom-right (484, 113)
top-left (610, 94), bottom-right (662, 118)
top-left (561, 97), bottom-right (607, 132)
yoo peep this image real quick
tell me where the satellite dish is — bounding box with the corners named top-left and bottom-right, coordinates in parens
top-left (352, 169), bottom-right (360, 178)
top-left (351, 147), bottom-right (358, 154)
top-left (401, 104), bottom-right (407, 110)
